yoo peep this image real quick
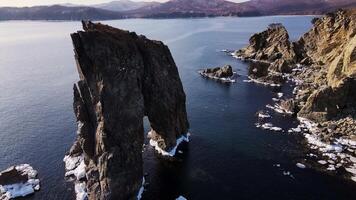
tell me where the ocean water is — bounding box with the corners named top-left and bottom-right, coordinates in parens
top-left (1, 16), bottom-right (356, 200)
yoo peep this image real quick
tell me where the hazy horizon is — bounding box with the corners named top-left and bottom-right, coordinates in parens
top-left (0, 0), bottom-right (249, 7)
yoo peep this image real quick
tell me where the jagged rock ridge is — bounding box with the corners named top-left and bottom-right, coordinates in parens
top-left (69, 21), bottom-right (189, 200)
top-left (234, 9), bottom-right (356, 122)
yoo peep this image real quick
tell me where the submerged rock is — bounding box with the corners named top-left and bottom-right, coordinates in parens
top-left (68, 21), bottom-right (189, 200)
top-left (0, 164), bottom-right (40, 200)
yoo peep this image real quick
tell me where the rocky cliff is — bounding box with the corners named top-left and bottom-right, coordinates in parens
top-left (68, 21), bottom-right (189, 200)
top-left (234, 9), bottom-right (356, 181)
top-left (234, 9), bottom-right (356, 122)
top-left (295, 9), bottom-right (356, 122)
top-left (233, 23), bottom-right (299, 85)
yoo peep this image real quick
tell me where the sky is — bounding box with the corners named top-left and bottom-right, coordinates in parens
top-left (0, 0), bottom-right (248, 7)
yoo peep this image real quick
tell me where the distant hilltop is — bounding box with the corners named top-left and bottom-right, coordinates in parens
top-left (0, 0), bottom-right (356, 20)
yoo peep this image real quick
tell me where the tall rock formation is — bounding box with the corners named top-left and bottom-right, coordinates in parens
top-left (69, 21), bottom-right (189, 200)
top-left (295, 9), bottom-right (356, 121)
top-left (234, 9), bottom-right (356, 122)
top-left (233, 23), bottom-right (298, 85)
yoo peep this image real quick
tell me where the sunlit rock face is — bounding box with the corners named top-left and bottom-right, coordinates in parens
top-left (69, 21), bottom-right (189, 200)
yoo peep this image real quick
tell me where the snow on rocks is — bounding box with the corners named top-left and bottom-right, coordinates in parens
top-left (296, 163), bottom-right (306, 169)
top-left (137, 177), bottom-right (145, 200)
top-left (63, 155), bottom-right (88, 200)
top-left (318, 160), bottom-right (328, 165)
top-left (0, 164), bottom-right (40, 200)
top-left (243, 77), bottom-right (281, 87)
top-left (64, 155), bottom-right (86, 181)
top-left (257, 112), bottom-right (271, 119)
top-left (176, 196), bottom-right (188, 200)
top-left (75, 182), bottom-right (88, 200)
top-left (266, 103), bottom-right (293, 115)
top-left (148, 131), bottom-right (190, 157)
top-left (255, 122), bottom-right (283, 132)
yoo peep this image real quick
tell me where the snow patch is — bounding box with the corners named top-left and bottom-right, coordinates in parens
top-left (256, 123), bottom-right (283, 132)
top-left (149, 131), bottom-right (190, 157)
top-left (137, 177), bottom-right (145, 200)
top-left (64, 155), bottom-right (86, 180)
top-left (296, 163), bottom-right (306, 169)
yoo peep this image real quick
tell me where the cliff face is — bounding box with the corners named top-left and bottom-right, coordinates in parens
top-left (235, 23), bottom-right (297, 63)
top-left (234, 23), bottom-right (298, 74)
top-left (70, 21), bottom-right (189, 200)
top-left (234, 9), bottom-right (356, 122)
top-left (296, 9), bottom-right (356, 88)
top-left (295, 9), bottom-right (356, 121)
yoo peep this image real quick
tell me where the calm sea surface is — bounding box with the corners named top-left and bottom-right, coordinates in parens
top-left (1, 16), bottom-right (356, 200)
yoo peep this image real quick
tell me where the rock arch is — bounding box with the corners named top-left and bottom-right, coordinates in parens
top-left (68, 21), bottom-right (189, 200)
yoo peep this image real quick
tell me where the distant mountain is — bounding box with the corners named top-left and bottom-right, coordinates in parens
top-left (0, 5), bottom-right (123, 20)
top-left (241, 0), bottom-right (356, 15)
top-left (126, 0), bottom-right (258, 18)
top-left (0, 0), bottom-right (355, 20)
top-left (93, 0), bottom-right (160, 12)
top-left (128, 0), bottom-right (356, 18)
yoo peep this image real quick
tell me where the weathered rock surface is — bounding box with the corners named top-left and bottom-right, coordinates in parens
top-left (234, 23), bottom-right (298, 74)
top-left (235, 9), bottom-right (356, 122)
top-left (69, 21), bottom-right (189, 200)
top-left (235, 23), bottom-right (297, 63)
top-left (295, 9), bottom-right (356, 121)
top-left (295, 9), bottom-right (356, 87)
top-left (200, 65), bottom-right (233, 78)
top-left (235, 9), bottom-right (356, 182)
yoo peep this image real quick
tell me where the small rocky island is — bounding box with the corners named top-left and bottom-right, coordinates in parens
top-left (0, 164), bottom-right (40, 200)
top-left (198, 65), bottom-right (237, 83)
top-left (65, 21), bottom-right (190, 200)
top-left (233, 9), bottom-right (356, 181)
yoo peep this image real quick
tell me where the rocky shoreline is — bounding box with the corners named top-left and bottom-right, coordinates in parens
top-left (231, 9), bottom-right (356, 182)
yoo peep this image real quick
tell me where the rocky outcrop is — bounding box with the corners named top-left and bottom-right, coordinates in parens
top-left (235, 23), bottom-right (297, 63)
top-left (200, 65), bottom-right (233, 78)
top-left (295, 9), bottom-right (356, 121)
top-left (68, 21), bottom-right (189, 200)
top-left (234, 9), bottom-right (356, 182)
top-left (235, 9), bottom-right (356, 122)
top-left (232, 23), bottom-right (301, 87)
top-left (198, 65), bottom-right (237, 83)
top-left (0, 164), bottom-right (40, 200)
top-left (295, 9), bottom-right (356, 87)
top-left (234, 23), bottom-right (298, 73)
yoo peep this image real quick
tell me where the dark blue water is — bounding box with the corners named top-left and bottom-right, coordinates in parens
top-left (1, 17), bottom-right (356, 200)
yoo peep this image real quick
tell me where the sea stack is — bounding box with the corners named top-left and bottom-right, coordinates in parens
top-left (198, 65), bottom-right (237, 83)
top-left (67, 21), bottom-right (189, 200)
